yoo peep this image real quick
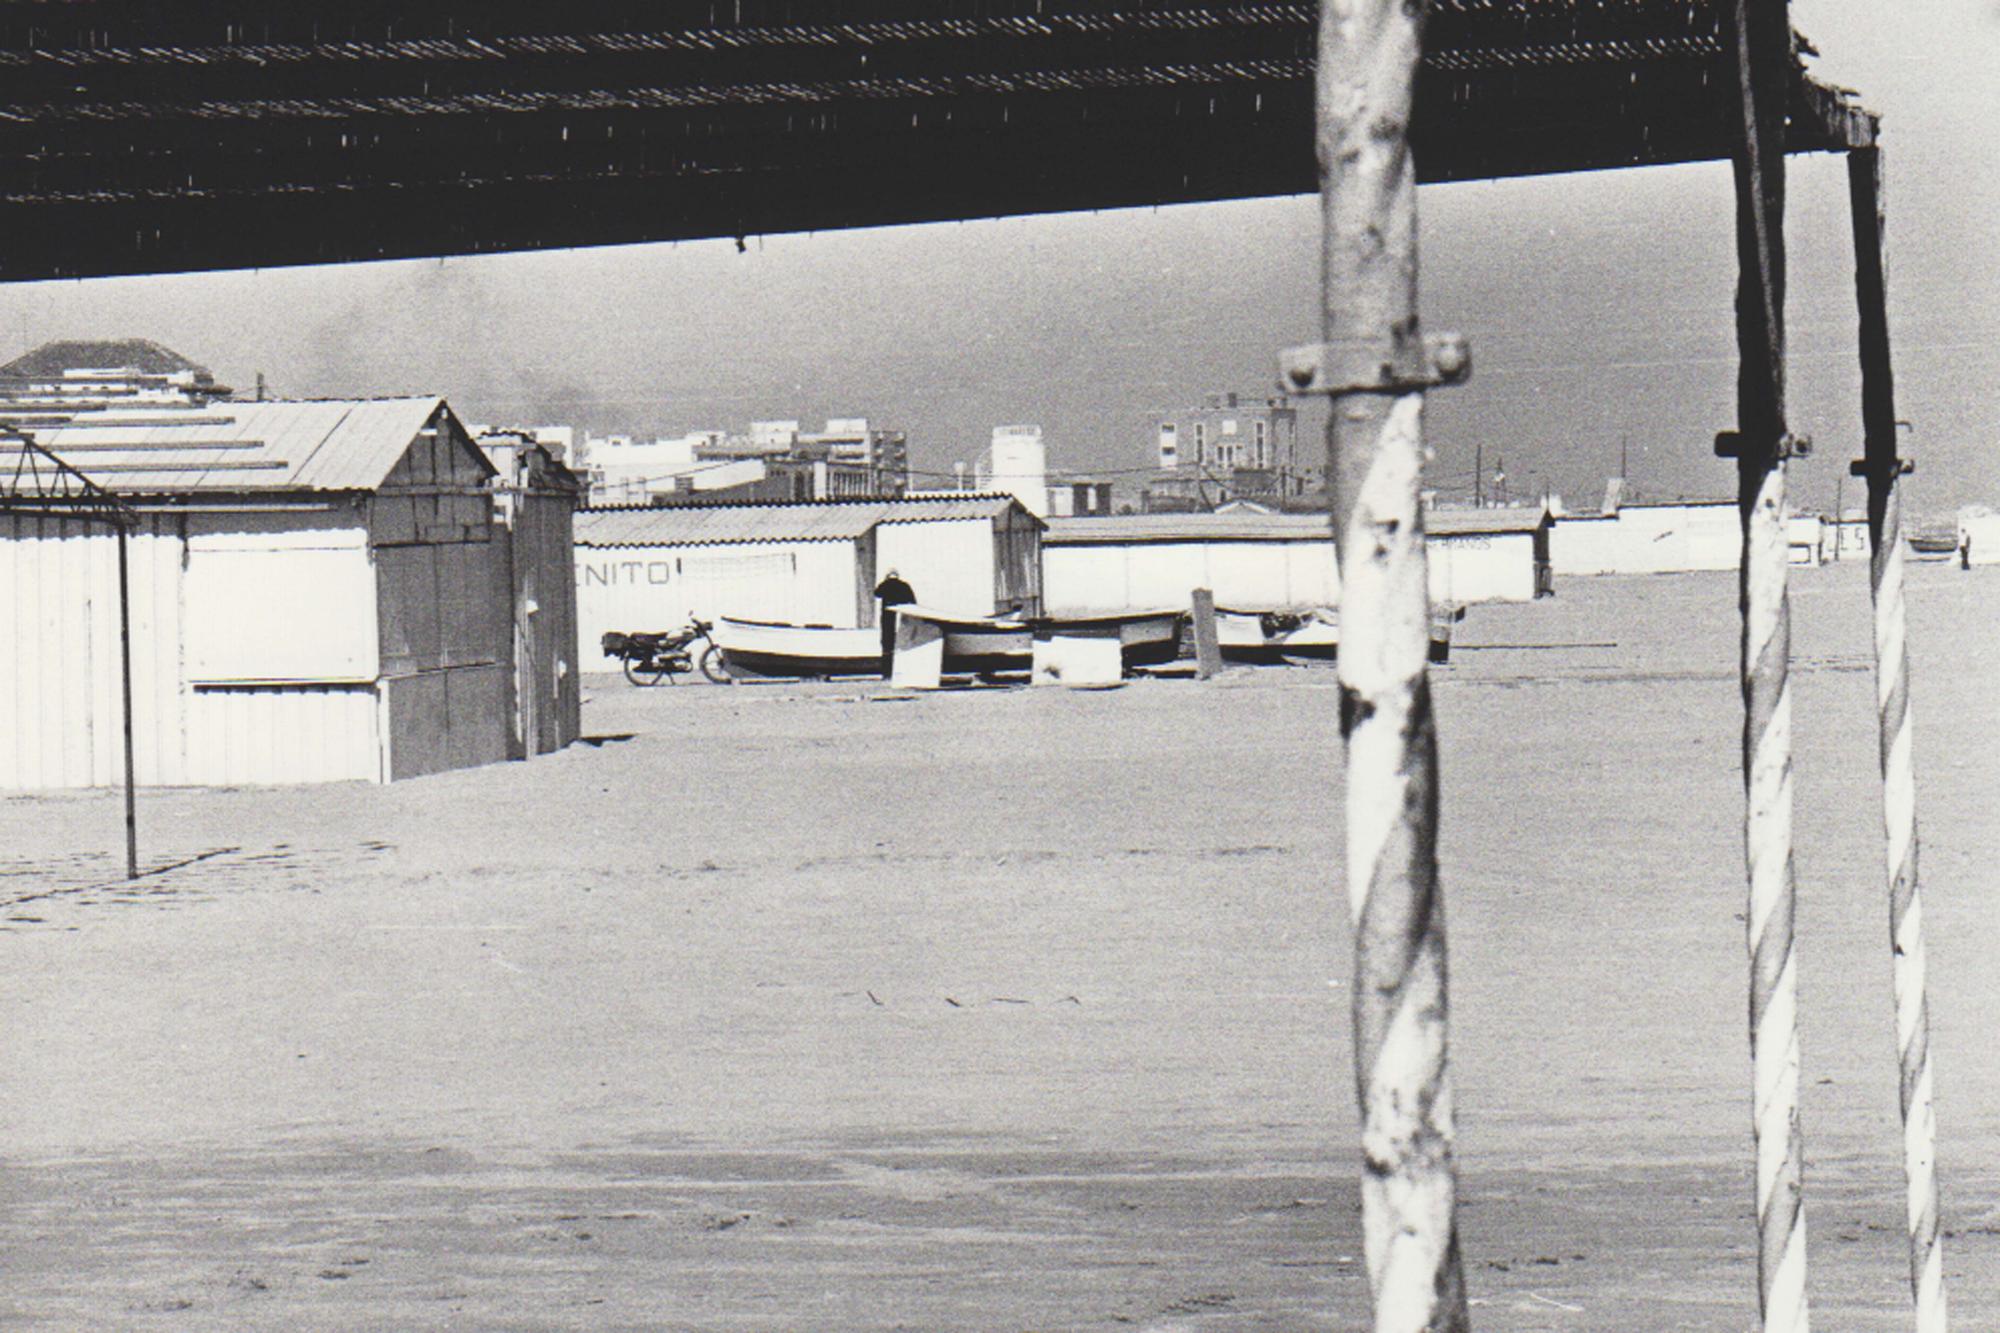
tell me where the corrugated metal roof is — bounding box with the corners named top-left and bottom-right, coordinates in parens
top-left (576, 495), bottom-right (1031, 548)
top-left (14, 396), bottom-right (450, 494)
top-left (1048, 508), bottom-right (1548, 543)
top-left (577, 502), bottom-right (887, 547)
top-left (1046, 513), bottom-right (1336, 544)
top-left (1426, 507), bottom-right (1551, 536)
top-left (874, 495), bottom-right (1030, 525)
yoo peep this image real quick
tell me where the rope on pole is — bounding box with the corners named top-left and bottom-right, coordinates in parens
top-left (1742, 458), bottom-right (1808, 1331)
top-left (1727, 0), bottom-right (1808, 1325)
top-left (1307, 0), bottom-right (1469, 1325)
top-left (1847, 144), bottom-right (1948, 1332)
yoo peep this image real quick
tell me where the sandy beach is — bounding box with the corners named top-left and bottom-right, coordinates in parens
top-left (4, 564), bottom-right (1996, 1329)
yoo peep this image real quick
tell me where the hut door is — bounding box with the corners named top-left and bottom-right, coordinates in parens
top-left (515, 573), bottom-right (540, 759)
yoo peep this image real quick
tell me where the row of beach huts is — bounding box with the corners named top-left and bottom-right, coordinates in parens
top-left (0, 394), bottom-right (1932, 791)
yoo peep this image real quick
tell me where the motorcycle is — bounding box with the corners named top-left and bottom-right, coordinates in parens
top-left (601, 619), bottom-right (732, 686)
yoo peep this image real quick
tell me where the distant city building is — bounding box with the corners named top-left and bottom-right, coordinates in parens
top-left (0, 338), bottom-right (232, 419)
top-left (977, 424), bottom-right (1050, 518)
top-left (1143, 391), bottom-right (1307, 512)
top-left (581, 418), bottom-right (907, 507)
top-left (1046, 477), bottom-right (1116, 518)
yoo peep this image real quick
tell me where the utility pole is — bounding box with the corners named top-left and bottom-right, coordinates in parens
top-left (1474, 441), bottom-right (1483, 507)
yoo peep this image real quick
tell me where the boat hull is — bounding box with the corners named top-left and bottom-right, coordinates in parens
top-left (711, 617), bottom-right (883, 679)
top-left (1215, 608), bottom-right (1339, 662)
top-left (1035, 610), bottom-right (1183, 668)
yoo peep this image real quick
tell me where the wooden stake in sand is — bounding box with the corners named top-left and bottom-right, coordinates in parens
top-left (1847, 144), bottom-right (1949, 1332)
top-left (1289, 0), bottom-right (1469, 1324)
top-left (1724, 0), bottom-right (1809, 1325)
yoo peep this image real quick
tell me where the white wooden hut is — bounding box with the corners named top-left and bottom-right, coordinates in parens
top-left (574, 495), bottom-right (1042, 671)
top-left (0, 397), bottom-right (550, 787)
top-left (1551, 499), bottom-right (1823, 575)
top-left (1043, 507), bottom-right (1550, 614)
top-left (1425, 507), bottom-right (1554, 603)
top-left (1042, 513), bottom-right (1341, 614)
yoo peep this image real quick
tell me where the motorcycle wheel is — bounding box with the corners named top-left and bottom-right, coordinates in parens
top-left (699, 644), bottom-right (734, 685)
top-left (624, 657), bottom-right (671, 688)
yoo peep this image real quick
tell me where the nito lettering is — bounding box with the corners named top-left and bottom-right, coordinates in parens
top-left (578, 560), bottom-right (673, 586)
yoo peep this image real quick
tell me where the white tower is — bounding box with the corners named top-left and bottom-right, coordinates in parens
top-left (977, 424), bottom-right (1049, 517)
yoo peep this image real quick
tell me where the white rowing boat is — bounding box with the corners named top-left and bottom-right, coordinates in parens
top-left (710, 616), bottom-right (883, 678)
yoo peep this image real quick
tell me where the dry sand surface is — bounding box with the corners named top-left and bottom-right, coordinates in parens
top-left (4, 564), bottom-right (1998, 1330)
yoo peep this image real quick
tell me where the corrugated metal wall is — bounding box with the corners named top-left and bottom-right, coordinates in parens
top-left (1, 509), bottom-right (395, 789)
top-left (178, 508), bottom-right (391, 784)
top-left (874, 519), bottom-right (998, 617)
top-left (185, 683), bottom-right (382, 784)
top-left (183, 513), bottom-right (377, 682)
top-left (574, 539), bottom-right (862, 671)
top-left (0, 513), bottom-right (187, 789)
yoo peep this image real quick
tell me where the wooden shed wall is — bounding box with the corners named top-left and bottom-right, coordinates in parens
top-left (500, 487), bottom-right (582, 759)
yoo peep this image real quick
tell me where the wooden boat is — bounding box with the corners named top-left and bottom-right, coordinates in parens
top-left (896, 605), bottom-right (1036, 675)
top-left (1034, 608), bottom-right (1184, 668)
top-left (1211, 604), bottom-right (1458, 663)
top-left (709, 616), bottom-right (883, 679)
top-left (1215, 606), bottom-right (1338, 662)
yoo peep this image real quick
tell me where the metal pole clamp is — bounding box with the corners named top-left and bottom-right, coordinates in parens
top-left (1278, 333), bottom-right (1471, 396)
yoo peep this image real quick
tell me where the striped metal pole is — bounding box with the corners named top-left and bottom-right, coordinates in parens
top-left (1848, 144), bottom-right (1948, 1331)
top-left (1304, 0), bottom-right (1469, 1325)
top-left (1726, 0), bottom-right (1808, 1326)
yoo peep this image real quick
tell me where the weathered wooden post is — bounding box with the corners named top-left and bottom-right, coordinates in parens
top-left (1847, 143), bottom-right (1949, 1332)
top-left (1189, 587), bottom-right (1223, 679)
top-left (1719, 0), bottom-right (1809, 1325)
top-left (1282, 0), bottom-right (1471, 1324)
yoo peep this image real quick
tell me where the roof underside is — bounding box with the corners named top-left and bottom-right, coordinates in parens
top-left (0, 1), bottom-right (1873, 282)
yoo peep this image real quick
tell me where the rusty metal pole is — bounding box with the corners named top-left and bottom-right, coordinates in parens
top-left (1847, 144), bottom-right (1949, 1332)
top-left (1282, 0), bottom-right (1470, 1325)
top-left (1721, 0), bottom-right (1809, 1326)
top-left (116, 518), bottom-right (139, 880)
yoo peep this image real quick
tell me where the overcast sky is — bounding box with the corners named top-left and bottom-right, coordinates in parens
top-left (2, 0), bottom-right (1994, 516)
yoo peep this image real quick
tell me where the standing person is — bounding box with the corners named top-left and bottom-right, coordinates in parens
top-left (874, 568), bottom-right (915, 676)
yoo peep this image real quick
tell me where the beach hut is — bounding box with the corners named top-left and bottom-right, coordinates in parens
top-left (1425, 507), bottom-right (1553, 603)
top-left (0, 397), bottom-right (532, 787)
top-left (1043, 507), bottom-right (1549, 615)
top-left (873, 495), bottom-right (1044, 617)
top-left (1042, 512), bottom-right (1341, 615)
top-left (573, 495), bottom-right (1042, 671)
